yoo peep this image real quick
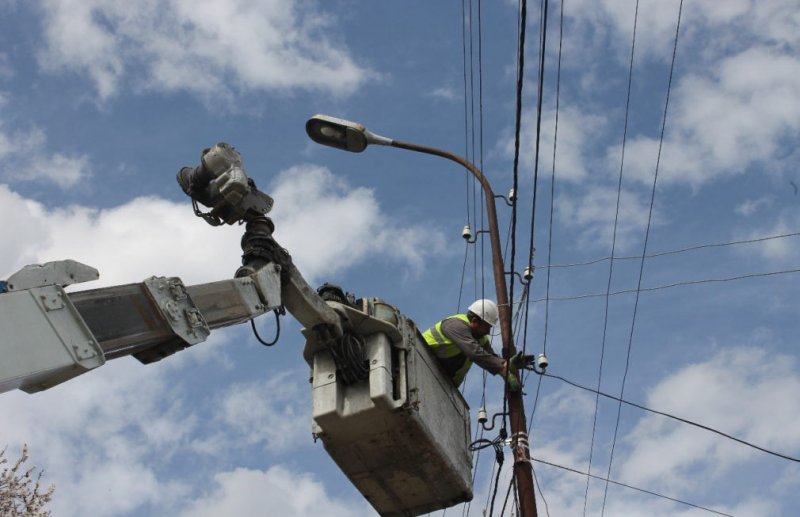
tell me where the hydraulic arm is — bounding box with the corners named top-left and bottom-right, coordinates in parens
top-left (0, 143), bottom-right (343, 394)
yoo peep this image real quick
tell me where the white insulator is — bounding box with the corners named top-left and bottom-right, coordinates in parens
top-left (523, 265), bottom-right (533, 280)
top-left (462, 224), bottom-right (472, 240)
top-left (537, 353), bottom-right (549, 370)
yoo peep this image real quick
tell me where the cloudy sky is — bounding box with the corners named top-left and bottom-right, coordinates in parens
top-left (1, 0), bottom-right (799, 515)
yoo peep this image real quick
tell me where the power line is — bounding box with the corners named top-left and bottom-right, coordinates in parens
top-left (521, 0), bottom-right (550, 363)
top-left (538, 231), bottom-right (800, 271)
top-left (526, 0), bottom-right (549, 270)
top-left (477, 0), bottom-right (487, 303)
top-left (587, 0), bottom-right (639, 509)
top-left (528, 267), bottom-right (800, 303)
top-left (541, 0), bottom-right (566, 360)
top-left (508, 0), bottom-right (527, 330)
top-left (544, 372), bottom-right (800, 463)
top-left (532, 457), bottom-right (734, 517)
top-left (602, 2), bottom-right (684, 513)
top-left (461, 0), bottom-right (471, 227)
top-left (533, 459), bottom-right (551, 517)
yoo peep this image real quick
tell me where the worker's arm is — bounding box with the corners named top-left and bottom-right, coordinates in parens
top-left (440, 318), bottom-right (505, 375)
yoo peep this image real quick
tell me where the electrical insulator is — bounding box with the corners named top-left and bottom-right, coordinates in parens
top-left (477, 407), bottom-right (488, 424)
top-left (508, 188), bottom-right (517, 202)
top-left (523, 265), bottom-right (533, 280)
top-left (537, 353), bottom-right (549, 370)
top-left (462, 225), bottom-right (472, 241)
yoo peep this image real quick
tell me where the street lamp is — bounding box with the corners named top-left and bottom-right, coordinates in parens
top-left (305, 114), bottom-right (539, 517)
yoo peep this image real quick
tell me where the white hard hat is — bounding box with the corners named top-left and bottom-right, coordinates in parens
top-left (467, 299), bottom-right (499, 326)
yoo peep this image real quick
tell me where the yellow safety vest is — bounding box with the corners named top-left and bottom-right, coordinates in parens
top-left (422, 314), bottom-right (490, 387)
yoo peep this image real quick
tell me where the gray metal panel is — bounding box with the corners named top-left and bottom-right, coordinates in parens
top-left (0, 285), bottom-right (105, 394)
top-left (68, 283), bottom-right (181, 361)
top-left (309, 312), bottom-right (472, 516)
top-left (68, 265), bottom-right (282, 364)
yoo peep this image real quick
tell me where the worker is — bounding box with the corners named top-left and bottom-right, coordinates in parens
top-left (422, 299), bottom-right (520, 391)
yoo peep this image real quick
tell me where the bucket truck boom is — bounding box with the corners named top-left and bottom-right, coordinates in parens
top-left (0, 143), bottom-right (475, 516)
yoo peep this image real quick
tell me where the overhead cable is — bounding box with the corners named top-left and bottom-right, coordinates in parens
top-left (461, 0), bottom-right (471, 226)
top-left (602, 2), bottom-right (685, 513)
top-left (457, 243), bottom-right (470, 312)
top-left (588, 0), bottom-right (640, 510)
top-left (520, 0), bottom-right (550, 363)
top-left (527, 267), bottom-right (800, 303)
top-left (508, 0), bottom-right (527, 322)
top-left (539, 231), bottom-right (800, 271)
top-left (477, 0), bottom-right (488, 302)
top-left (533, 457), bottom-right (734, 517)
top-left (541, 0), bottom-right (566, 361)
top-left (545, 372), bottom-right (800, 464)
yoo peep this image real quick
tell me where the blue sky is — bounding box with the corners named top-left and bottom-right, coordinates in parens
top-left (1, 0), bottom-right (799, 515)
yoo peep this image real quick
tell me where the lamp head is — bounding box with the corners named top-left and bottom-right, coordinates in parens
top-left (305, 114), bottom-right (394, 153)
top-left (306, 115), bottom-right (369, 153)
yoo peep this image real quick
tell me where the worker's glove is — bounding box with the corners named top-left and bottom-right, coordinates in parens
top-left (505, 373), bottom-right (521, 392)
top-left (509, 353), bottom-right (536, 370)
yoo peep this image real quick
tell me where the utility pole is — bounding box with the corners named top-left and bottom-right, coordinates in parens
top-left (391, 140), bottom-right (539, 517)
top-left (306, 115), bottom-right (539, 517)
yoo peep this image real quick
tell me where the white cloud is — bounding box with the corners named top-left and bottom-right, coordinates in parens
top-left (36, 0), bottom-right (373, 102)
top-left (0, 163), bottom-right (441, 286)
top-left (735, 196), bottom-right (773, 217)
top-left (620, 346), bottom-right (800, 493)
top-left (429, 85), bottom-right (460, 102)
top-left (178, 466), bottom-right (374, 517)
top-left (0, 124), bottom-right (90, 189)
top-left (563, 1), bottom-right (796, 66)
top-left (558, 0), bottom-right (686, 68)
top-left (0, 357), bottom-right (193, 516)
top-left (734, 208), bottom-right (800, 265)
top-left (270, 164), bottom-right (446, 280)
top-left (0, 191), bottom-right (242, 285)
top-left (556, 184), bottom-right (658, 252)
top-left (500, 106), bottom-right (606, 184)
top-left (514, 349), bottom-right (792, 516)
top-left (27, 152), bottom-right (90, 188)
top-left (551, 2), bottom-right (800, 195)
top-left (206, 371), bottom-right (311, 454)
top-left (605, 45), bottom-right (800, 189)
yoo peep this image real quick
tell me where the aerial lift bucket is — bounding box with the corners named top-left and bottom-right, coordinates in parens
top-left (303, 300), bottom-right (473, 516)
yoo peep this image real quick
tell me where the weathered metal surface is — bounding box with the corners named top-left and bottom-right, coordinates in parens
top-left (69, 265), bottom-right (283, 363)
top-left (307, 303), bottom-right (473, 516)
top-left (69, 283), bottom-right (180, 361)
top-left (143, 276), bottom-right (210, 346)
top-left (0, 285), bottom-right (104, 394)
top-left (282, 263), bottom-right (343, 338)
top-left (5, 259), bottom-right (99, 291)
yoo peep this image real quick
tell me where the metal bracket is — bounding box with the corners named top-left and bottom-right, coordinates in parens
top-left (6, 260), bottom-right (99, 291)
top-left (143, 276), bottom-right (210, 345)
top-left (250, 262), bottom-right (283, 311)
top-left (510, 431), bottom-right (532, 464)
top-left (40, 291), bottom-right (65, 312)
